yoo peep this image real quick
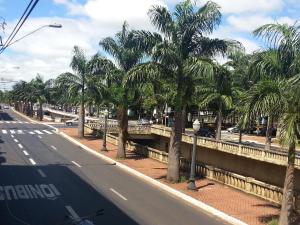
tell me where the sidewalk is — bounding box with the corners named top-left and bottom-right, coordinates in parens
top-left (59, 127), bottom-right (280, 225)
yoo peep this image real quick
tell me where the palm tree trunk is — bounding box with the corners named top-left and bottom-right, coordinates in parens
top-left (238, 130), bottom-right (242, 144)
top-left (167, 111), bottom-right (182, 183)
top-left (117, 105), bottom-right (128, 159)
top-left (39, 102), bottom-right (43, 121)
top-left (279, 142), bottom-right (295, 225)
top-left (30, 103), bottom-right (33, 117)
top-left (182, 104), bottom-right (187, 133)
top-left (265, 116), bottom-right (273, 151)
top-left (78, 102), bottom-right (85, 138)
top-left (216, 107), bottom-right (222, 141)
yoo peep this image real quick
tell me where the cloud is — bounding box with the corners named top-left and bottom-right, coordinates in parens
top-left (227, 15), bottom-right (296, 33)
top-left (196, 0), bottom-right (284, 14)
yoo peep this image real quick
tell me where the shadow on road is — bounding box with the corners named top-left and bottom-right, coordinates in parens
top-left (0, 163), bottom-right (140, 225)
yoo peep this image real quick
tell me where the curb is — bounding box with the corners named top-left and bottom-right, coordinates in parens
top-left (58, 131), bottom-right (248, 225)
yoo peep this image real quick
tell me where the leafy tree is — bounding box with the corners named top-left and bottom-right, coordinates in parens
top-left (99, 22), bottom-right (150, 158)
top-left (56, 46), bottom-right (109, 138)
top-left (126, 0), bottom-right (237, 182)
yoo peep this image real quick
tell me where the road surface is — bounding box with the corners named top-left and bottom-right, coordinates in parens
top-left (0, 109), bottom-right (229, 225)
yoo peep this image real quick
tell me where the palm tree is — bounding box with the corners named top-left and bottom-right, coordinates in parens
top-left (247, 22), bottom-right (300, 224)
top-left (56, 46), bottom-right (109, 138)
top-left (126, 0), bottom-right (238, 182)
top-left (276, 75), bottom-right (300, 225)
top-left (31, 74), bottom-right (47, 121)
top-left (99, 22), bottom-right (149, 159)
top-left (197, 63), bottom-right (233, 141)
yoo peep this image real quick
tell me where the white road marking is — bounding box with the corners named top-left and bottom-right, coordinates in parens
top-left (0, 121), bottom-right (3, 123)
top-left (34, 130), bottom-right (43, 134)
top-left (38, 135), bottom-right (42, 139)
top-left (28, 131), bottom-right (35, 134)
top-left (24, 122), bottom-right (29, 124)
top-left (10, 130), bottom-right (16, 134)
top-left (110, 188), bottom-right (127, 201)
top-left (29, 158), bottom-right (36, 165)
top-left (13, 139), bottom-right (19, 143)
top-left (71, 161), bottom-right (81, 168)
top-left (17, 121), bottom-right (23, 124)
top-left (65, 206), bottom-right (79, 220)
top-left (37, 169), bottom-right (46, 178)
top-left (11, 135), bottom-right (14, 138)
top-left (43, 130), bottom-right (52, 134)
top-left (23, 150), bottom-right (29, 156)
top-left (5, 121), bottom-right (10, 124)
top-left (50, 145), bottom-right (57, 151)
top-left (17, 130), bottom-right (23, 134)
top-left (12, 121), bottom-right (16, 124)
top-left (2, 130), bottom-right (7, 134)
top-left (17, 144), bottom-right (23, 149)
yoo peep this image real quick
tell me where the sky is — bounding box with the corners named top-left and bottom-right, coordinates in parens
top-left (0, 0), bottom-right (299, 89)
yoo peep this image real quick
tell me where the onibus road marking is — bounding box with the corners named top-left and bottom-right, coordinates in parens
top-left (110, 188), bottom-right (127, 201)
top-left (37, 169), bottom-right (46, 178)
top-left (71, 161), bottom-right (81, 168)
top-left (23, 150), bottom-right (29, 156)
top-left (0, 184), bottom-right (61, 200)
top-left (65, 206), bottom-right (80, 220)
top-left (29, 158), bottom-right (36, 165)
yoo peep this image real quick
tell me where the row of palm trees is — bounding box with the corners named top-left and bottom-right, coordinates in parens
top-left (1, 1), bottom-right (299, 224)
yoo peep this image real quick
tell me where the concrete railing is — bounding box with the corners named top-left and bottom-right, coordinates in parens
top-left (150, 125), bottom-right (300, 169)
top-left (106, 134), bottom-right (300, 208)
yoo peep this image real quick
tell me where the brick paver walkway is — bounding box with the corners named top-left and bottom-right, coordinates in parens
top-left (60, 127), bottom-right (280, 225)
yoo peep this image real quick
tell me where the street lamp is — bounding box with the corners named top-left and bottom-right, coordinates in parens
top-left (0, 23), bottom-right (62, 52)
top-left (187, 119), bottom-right (200, 191)
top-left (101, 109), bottom-right (109, 152)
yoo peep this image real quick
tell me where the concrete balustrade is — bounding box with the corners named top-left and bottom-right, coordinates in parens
top-left (106, 133), bottom-right (300, 209)
top-left (150, 125), bottom-right (300, 169)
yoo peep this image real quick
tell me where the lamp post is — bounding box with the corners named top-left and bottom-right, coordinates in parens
top-left (101, 109), bottom-right (108, 151)
top-left (187, 119), bottom-right (200, 190)
top-left (0, 23), bottom-right (62, 53)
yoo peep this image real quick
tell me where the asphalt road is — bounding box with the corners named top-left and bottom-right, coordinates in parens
top-left (0, 109), bottom-right (229, 225)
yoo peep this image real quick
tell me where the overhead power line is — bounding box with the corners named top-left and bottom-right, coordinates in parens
top-left (0, 0), bottom-right (40, 54)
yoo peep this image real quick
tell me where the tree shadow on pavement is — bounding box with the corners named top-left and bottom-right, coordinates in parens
top-left (0, 163), bottom-right (140, 225)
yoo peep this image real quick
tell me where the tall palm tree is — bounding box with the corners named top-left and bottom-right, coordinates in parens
top-left (31, 74), bottom-right (47, 121)
top-left (249, 22), bottom-right (300, 224)
top-left (197, 64), bottom-right (233, 141)
top-left (126, 0), bottom-right (237, 182)
top-left (99, 22), bottom-right (149, 159)
top-left (56, 46), bottom-right (109, 138)
top-left (277, 75), bottom-right (300, 225)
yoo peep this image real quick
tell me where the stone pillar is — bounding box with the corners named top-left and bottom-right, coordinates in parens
top-left (245, 177), bottom-right (254, 193)
top-left (206, 165), bottom-right (214, 180)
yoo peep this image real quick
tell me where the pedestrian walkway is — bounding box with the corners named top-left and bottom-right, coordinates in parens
top-left (1, 129), bottom-right (53, 135)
